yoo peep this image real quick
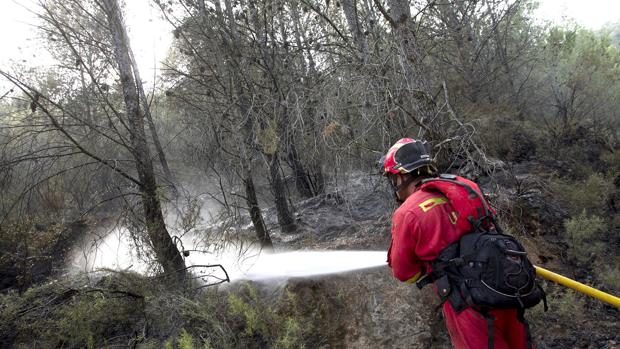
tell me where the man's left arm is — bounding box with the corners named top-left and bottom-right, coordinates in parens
top-left (388, 210), bottom-right (424, 283)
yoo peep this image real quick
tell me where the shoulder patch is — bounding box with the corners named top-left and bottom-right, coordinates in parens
top-left (418, 197), bottom-right (448, 213)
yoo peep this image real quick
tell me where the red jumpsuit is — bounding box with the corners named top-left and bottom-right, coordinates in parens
top-left (387, 178), bottom-right (532, 349)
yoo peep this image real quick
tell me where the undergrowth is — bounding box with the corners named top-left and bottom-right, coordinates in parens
top-left (0, 272), bottom-right (314, 349)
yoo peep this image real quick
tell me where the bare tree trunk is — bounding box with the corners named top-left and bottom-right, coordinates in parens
top-left (78, 66), bottom-right (93, 124)
top-left (223, 0), bottom-right (273, 249)
top-left (386, 0), bottom-right (432, 98)
top-left (291, 0), bottom-right (317, 74)
top-left (286, 141), bottom-right (315, 198)
top-left (247, 0), bottom-right (297, 232)
top-left (243, 169), bottom-right (273, 250)
top-left (435, 0), bottom-right (482, 103)
top-left (487, 0), bottom-right (521, 106)
top-left (235, 89), bottom-right (274, 249)
top-left (197, 0), bottom-right (207, 16)
top-left (289, 2), bottom-right (308, 75)
top-left (341, 0), bottom-right (370, 63)
top-left (278, 9), bottom-right (319, 198)
top-left (384, 0), bottom-right (441, 140)
top-left (127, 48), bottom-right (175, 187)
top-left (268, 152), bottom-right (296, 233)
top-left (101, 0), bottom-right (185, 281)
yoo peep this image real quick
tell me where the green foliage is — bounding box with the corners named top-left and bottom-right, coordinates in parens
top-left (228, 292), bottom-right (265, 336)
top-left (0, 220), bottom-right (69, 291)
top-left (599, 264), bottom-right (620, 291)
top-left (551, 173), bottom-right (614, 216)
top-left (137, 339), bottom-right (163, 349)
top-left (529, 283), bottom-right (587, 333)
top-left (0, 276), bottom-right (312, 349)
top-left (554, 289), bottom-right (587, 320)
top-left (541, 27), bottom-right (620, 146)
top-left (605, 21), bottom-right (620, 48)
top-left (221, 283), bottom-right (307, 348)
top-left (178, 329), bottom-right (195, 349)
top-left (564, 211), bottom-right (607, 264)
top-left (601, 150), bottom-right (620, 175)
top-left (228, 284), bottom-right (278, 339)
top-left (274, 318), bottom-right (304, 349)
top-left (0, 275), bottom-right (144, 348)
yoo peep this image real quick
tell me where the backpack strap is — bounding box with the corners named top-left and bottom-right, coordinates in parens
top-left (416, 261), bottom-right (470, 313)
top-left (421, 175), bottom-right (497, 232)
top-left (429, 174), bottom-right (494, 217)
top-left (540, 284), bottom-right (549, 311)
top-left (480, 308), bottom-right (495, 349)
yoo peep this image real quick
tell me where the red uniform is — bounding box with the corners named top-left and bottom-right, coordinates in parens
top-left (387, 177), bottom-right (532, 349)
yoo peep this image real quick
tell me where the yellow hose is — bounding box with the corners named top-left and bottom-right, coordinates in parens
top-left (535, 266), bottom-right (620, 308)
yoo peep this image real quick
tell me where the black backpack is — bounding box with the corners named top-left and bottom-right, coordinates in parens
top-left (415, 175), bottom-right (547, 349)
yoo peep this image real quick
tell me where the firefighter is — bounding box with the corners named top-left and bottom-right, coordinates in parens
top-left (381, 138), bottom-right (533, 349)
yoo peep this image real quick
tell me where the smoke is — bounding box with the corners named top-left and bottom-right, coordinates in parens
top-left (69, 176), bottom-right (388, 283)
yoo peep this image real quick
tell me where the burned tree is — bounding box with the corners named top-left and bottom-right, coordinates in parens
top-left (0, 0), bottom-right (186, 281)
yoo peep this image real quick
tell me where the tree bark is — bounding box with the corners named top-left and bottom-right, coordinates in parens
top-left (341, 0), bottom-right (370, 63)
top-left (247, 0), bottom-right (297, 232)
top-left (385, 0), bottom-right (442, 140)
top-left (268, 152), bottom-right (296, 233)
top-left (386, 0), bottom-right (432, 97)
top-left (291, 0), bottom-right (317, 75)
top-left (223, 0), bottom-right (274, 249)
top-left (286, 141), bottom-right (315, 198)
top-left (101, 0), bottom-right (185, 281)
top-left (243, 169), bottom-right (273, 250)
top-left (278, 9), bottom-right (319, 198)
top-left (127, 48), bottom-right (176, 188)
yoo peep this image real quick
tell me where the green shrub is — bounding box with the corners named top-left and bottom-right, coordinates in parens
top-left (529, 282), bottom-right (587, 331)
top-left (564, 211), bottom-right (607, 264)
top-left (554, 289), bottom-right (586, 321)
top-left (599, 264), bottom-right (620, 291)
top-left (601, 150), bottom-right (620, 175)
top-left (165, 330), bottom-right (212, 349)
top-left (1, 276), bottom-right (310, 348)
top-left (224, 282), bottom-right (311, 348)
top-left (178, 328), bottom-right (196, 349)
top-left (274, 318), bottom-right (304, 349)
top-left (137, 339), bottom-right (162, 349)
top-left (552, 173), bottom-right (614, 216)
top-left (0, 220), bottom-right (65, 290)
top-left (0, 277), bottom-right (144, 348)
top-left (227, 283), bottom-right (275, 339)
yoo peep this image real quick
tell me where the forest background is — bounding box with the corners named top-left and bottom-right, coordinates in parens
top-left (0, 0), bottom-right (619, 348)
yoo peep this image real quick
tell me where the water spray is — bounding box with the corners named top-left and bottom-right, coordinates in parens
top-left (70, 228), bottom-right (387, 284)
top-left (70, 228), bottom-right (619, 307)
top-left (229, 250), bottom-right (387, 281)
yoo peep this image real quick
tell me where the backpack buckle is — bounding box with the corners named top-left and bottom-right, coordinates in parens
top-left (416, 274), bottom-right (433, 289)
top-left (436, 275), bottom-right (451, 298)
